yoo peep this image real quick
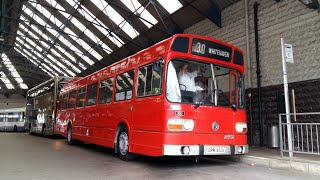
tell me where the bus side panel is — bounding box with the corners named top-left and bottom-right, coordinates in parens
top-left (130, 96), bottom-right (165, 156)
top-left (130, 130), bottom-right (164, 156)
top-left (91, 127), bottom-right (115, 148)
top-left (132, 95), bottom-right (164, 131)
top-left (83, 104), bottom-right (115, 147)
top-left (109, 101), bottom-right (133, 131)
top-left (94, 104), bottom-right (114, 144)
top-left (84, 106), bottom-right (95, 128)
top-left (73, 108), bottom-right (85, 136)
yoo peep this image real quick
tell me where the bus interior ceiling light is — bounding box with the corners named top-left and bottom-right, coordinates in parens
top-left (299, 0), bottom-right (320, 9)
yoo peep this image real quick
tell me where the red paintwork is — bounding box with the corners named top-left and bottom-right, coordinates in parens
top-left (56, 34), bottom-right (247, 157)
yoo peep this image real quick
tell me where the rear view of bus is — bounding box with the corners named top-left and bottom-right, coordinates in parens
top-left (163, 35), bottom-right (247, 156)
top-left (0, 108), bottom-right (26, 132)
top-left (26, 76), bottom-right (74, 136)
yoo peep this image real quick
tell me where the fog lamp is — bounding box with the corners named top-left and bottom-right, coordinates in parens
top-left (181, 146), bottom-right (190, 155)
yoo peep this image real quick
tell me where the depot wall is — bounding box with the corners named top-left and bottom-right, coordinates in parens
top-left (0, 94), bottom-right (26, 110)
top-left (185, 0), bottom-right (320, 146)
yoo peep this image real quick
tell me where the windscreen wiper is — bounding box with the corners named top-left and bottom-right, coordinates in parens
top-left (194, 89), bottom-right (216, 108)
top-left (218, 89), bottom-right (237, 112)
top-left (194, 89), bottom-right (237, 112)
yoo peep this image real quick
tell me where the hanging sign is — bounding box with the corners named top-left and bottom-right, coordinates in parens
top-left (285, 43), bottom-right (294, 63)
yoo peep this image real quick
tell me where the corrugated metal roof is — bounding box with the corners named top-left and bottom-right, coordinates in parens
top-left (0, 0), bottom-right (240, 96)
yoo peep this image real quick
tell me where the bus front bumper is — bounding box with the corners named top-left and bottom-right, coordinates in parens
top-left (163, 144), bottom-right (248, 156)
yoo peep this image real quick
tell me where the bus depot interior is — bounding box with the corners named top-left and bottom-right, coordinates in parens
top-left (0, 0), bottom-right (320, 179)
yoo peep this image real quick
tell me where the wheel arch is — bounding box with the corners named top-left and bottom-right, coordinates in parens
top-left (114, 119), bottom-right (130, 153)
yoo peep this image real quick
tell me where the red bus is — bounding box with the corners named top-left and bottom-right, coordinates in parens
top-left (56, 34), bottom-right (248, 160)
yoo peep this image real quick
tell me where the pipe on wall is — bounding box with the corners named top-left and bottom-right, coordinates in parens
top-left (244, 0), bottom-right (254, 146)
top-left (254, 2), bottom-right (263, 146)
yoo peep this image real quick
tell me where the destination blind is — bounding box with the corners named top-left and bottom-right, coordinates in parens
top-left (191, 38), bottom-right (232, 62)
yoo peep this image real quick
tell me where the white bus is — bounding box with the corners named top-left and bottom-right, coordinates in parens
top-left (0, 107), bottom-right (26, 132)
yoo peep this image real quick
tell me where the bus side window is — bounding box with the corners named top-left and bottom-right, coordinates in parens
top-left (115, 70), bottom-right (135, 101)
top-left (86, 83), bottom-right (98, 106)
top-left (68, 91), bottom-right (77, 109)
top-left (0, 113), bottom-right (4, 122)
top-left (62, 94), bottom-right (68, 110)
top-left (98, 77), bottom-right (114, 104)
top-left (137, 61), bottom-right (163, 97)
top-left (77, 87), bottom-right (86, 107)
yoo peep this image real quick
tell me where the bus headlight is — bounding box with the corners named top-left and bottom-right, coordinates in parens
top-left (236, 122), bottom-right (247, 133)
top-left (167, 119), bottom-right (194, 131)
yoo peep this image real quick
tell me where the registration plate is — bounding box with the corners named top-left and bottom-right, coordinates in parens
top-left (204, 146), bottom-right (227, 154)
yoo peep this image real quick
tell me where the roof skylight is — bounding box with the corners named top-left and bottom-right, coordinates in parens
top-left (157, 0), bottom-right (183, 14)
top-left (16, 47), bottom-right (56, 77)
top-left (94, 0), bottom-right (139, 39)
top-left (80, 5), bottom-right (124, 47)
top-left (1, 54), bottom-right (29, 89)
top-left (121, 0), bottom-right (158, 28)
top-left (0, 72), bottom-right (15, 89)
top-left (11, 0), bottom-right (186, 84)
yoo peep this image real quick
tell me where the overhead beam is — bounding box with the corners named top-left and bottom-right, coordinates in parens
top-left (18, 27), bottom-right (76, 76)
top-left (20, 11), bottom-right (93, 70)
top-left (137, 0), bottom-right (183, 36)
top-left (81, 0), bottom-right (132, 44)
top-left (11, 49), bottom-right (52, 80)
top-left (0, 78), bottom-right (10, 98)
top-left (181, 0), bottom-right (222, 28)
top-left (106, 0), bottom-right (153, 48)
top-left (15, 40), bottom-right (60, 76)
top-left (55, 0), bottom-right (119, 51)
top-left (18, 20), bottom-right (83, 73)
top-left (15, 37), bottom-right (65, 76)
top-left (23, 2), bottom-right (102, 72)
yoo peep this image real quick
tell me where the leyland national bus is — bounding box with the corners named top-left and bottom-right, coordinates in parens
top-left (0, 107), bottom-right (26, 132)
top-left (26, 76), bottom-right (76, 136)
top-left (56, 34), bottom-right (247, 160)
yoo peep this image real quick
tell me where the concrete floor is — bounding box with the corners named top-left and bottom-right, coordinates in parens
top-left (0, 133), bottom-right (319, 180)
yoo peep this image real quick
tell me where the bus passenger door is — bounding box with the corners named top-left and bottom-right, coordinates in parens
top-left (111, 70), bottom-right (135, 130)
top-left (96, 77), bottom-right (114, 141)
top-left (132, 61), bottom-right (164, 131)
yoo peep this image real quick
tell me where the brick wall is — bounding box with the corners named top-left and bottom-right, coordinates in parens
top-left (185, 0), bottom-right (320, 87)
top-left (0, 94), bottom-right (26, 110)
top-left (185, 0), bottom-right (320, 146)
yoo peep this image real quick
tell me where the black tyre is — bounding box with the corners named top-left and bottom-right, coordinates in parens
top-left (29, 125), bottom-right (33, 135)
top-left (13, 125), bottom-right (17, 132)
top-left (117, 127), bottom-right (136, 161)
top-left (67, 125), bottom-right (75, 145)
top-left (42, 125), bottom-right (46, 137)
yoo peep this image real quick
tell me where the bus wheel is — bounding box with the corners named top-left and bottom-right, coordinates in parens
top-left (13, 125), bottom-right (17, 132)
top-left (117, 127), bottom-right (136, 161)
top-left (29, 125), bottom-right (33, 135)
top-left (67, 126), bottom-right (75, 145)
top-left (42, 125), bottom-right (46, 137)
